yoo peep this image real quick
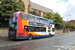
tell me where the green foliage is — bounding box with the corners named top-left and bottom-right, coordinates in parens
top-left (43, 12), bottom-right (54, 20)
top-left (43, 12), bottom-right (64, 28)
top-left (66, 23), bottom-right (75, 29)
top-left (0, 0), bottom-right (24, 21)
top-left (66, 23), bottom-right (70, 28)
top-left (54, 12), bottom-right (64, 28)
top-left (29, 11), bottom-right (40, 16)
top-left (70, 24), bottom-right (75, 29)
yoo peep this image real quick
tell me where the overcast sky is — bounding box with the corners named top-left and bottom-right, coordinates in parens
top-left (30, 0), bottom-right (75, 21)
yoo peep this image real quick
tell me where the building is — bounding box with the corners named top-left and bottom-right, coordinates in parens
top-left (63, 21), bottom-right (68, 26)
top-left (18, 0), bottom-right (54, 16)
top-left (63, 20), bottom-right (75, 26)
top-left (69, 20), bottom-right (75, 25)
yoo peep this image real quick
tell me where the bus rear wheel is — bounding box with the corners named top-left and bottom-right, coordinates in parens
top-left (28, 34), bottom-right (32, 40)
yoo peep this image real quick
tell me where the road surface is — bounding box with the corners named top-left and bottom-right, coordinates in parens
top-left (0, 32), bottom-right (75, 50)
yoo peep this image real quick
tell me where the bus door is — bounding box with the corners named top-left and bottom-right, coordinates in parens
top-left (51, 24), bottom-right (55, 34)
top-left (47, 26), bottom-right (51, 35)
top-left (46, 27), bottom-right (49, 35)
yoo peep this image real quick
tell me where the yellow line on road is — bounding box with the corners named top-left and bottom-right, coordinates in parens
top-left (69, 46), bottom-right (75, 50)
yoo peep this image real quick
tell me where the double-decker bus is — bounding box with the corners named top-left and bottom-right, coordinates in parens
top-left (8, 11), bottom-right (55, 40)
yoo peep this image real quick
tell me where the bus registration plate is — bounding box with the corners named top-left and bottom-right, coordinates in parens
top-left (11, 37), bottom-right (13, 39)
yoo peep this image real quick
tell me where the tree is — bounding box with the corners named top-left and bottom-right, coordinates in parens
top-left (70, 24), bottom-right (75, 29)
top-left (0, 0), bottom-right (24, 21)
top-left (65, 23), bottom-right (70, 28)
top-left (29, 10), bottom-right (40, 16)
top-left (43, 12), bottom-right (54, 20)
top-left (43, 12), bottom-right (64, 28)
top-left (54, 12), bottom-right (64, 28)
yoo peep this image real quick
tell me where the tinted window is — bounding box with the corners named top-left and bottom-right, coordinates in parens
top-left (24, 26), bottom-right (46, 32)
top-left (35, 17), bottom-right (40, 22)
top-left (48, 20), bottom-right (51, 23)
top-left (19, 13), bottom-right (28, 20)
top-left (19, 13), bottom-right (23, 19)
top-left (28, 26), bottom-right (34, 32)
top-left (48, 20), bottom-right (50, 23)
top-left (28, 15), bottom-right (35, 21)
top-left (50, 22), bottom-right (54, 24)
top-left (52, 28), bottom-right (55, 32)
top-left (24, 26), bottom-right (28, 31)
top-left (10, 14), bottom-right (14, 24)
top-left (34, 27), bottom-right (39, 32)
top-left (41, 27), bottom-right (46, 32)
top-left (44, 20), bottom-right (48, 23)
top-left (48, 30), bottom-right (51, 32)
top-left (22, 13), bottom-right (28, 20)
top-left (34, 27), bottom-right (46, 32)
top-left (40, 18), bottom-right (44, 23)
top-left (40, 18), bottom-right (48, 23)
top-left (50, 24), bottom-right (52, 27)
top-left (46, 23), bottom-right (50, 26)
top-left (50, 20), bottom-right (54, 24)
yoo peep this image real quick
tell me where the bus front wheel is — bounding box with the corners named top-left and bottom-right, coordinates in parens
top-left (28, 34), bottom-right (33, 40)
top-left (49, 33), bottom-right (52, 37)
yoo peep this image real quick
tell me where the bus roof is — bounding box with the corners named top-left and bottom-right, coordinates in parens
top-left (13, 11), bottom-right (54, 21)
top-left (30, 14), bottom-right (53, 21)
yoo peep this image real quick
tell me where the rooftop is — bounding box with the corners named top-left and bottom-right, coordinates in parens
top-left (31, 2), bottom-right (54, 14)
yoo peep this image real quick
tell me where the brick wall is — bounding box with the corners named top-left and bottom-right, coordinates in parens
top-left (69, 20), bottom-right (75, 25)
top-left (55, 29), bottom-right (63, 34)
top-left (0, 29), bottom-right (8, 37)
top-left (0, 28), bottom-right (64, 37)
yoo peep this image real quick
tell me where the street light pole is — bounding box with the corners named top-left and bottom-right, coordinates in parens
top-left (67, 15), bottom-right (71, 33)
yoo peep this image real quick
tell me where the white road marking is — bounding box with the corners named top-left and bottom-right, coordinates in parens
top-left (0, 45), bottom-right (6, 47)
top-left (0, 43), bottom-right (22, 47)
top-left (57, 48), bottom-right (60, 50)
top-left (53, 40), bottom-right (75, 49)
top-left (60, 46), bottom-right (64, 48)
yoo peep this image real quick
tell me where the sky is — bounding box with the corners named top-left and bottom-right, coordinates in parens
top-left (30, 0), bottom-right (75, 21)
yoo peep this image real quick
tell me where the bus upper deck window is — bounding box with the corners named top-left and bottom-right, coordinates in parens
top-left (28, 15), bottom-right (35, 21)
top-left (35, 17), bottom-right (39, 22)
top-left (22, 13), bottom-right (28, 20)
top-left (45, 20), bottom-right (48, 23)
top-left (19, 13), bottom-right (28, 20)
top-left (40, 18), bottom-right (44, 23)
top-left (19, 13), bottom-right (23, 19)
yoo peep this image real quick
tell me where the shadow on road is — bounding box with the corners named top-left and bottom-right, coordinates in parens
top-left (0, 36), bottom-right (30, 42)
top-left (0, 37), bottom-right (10, 41)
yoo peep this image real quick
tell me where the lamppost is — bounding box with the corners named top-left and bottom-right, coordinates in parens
top-left (67, 15), bottom-right (71, 33)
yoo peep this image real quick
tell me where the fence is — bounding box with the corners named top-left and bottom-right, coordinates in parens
top-left (0, 22), bottom-right (9, 28)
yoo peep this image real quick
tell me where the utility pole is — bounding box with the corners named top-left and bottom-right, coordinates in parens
top-left (67, 15), bottom-right (71, 33)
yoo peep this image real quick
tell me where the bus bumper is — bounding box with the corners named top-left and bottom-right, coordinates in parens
top-left (51, 34), bottom-right (55, 36)
top-left (15, 37), bottom-right (28, 39)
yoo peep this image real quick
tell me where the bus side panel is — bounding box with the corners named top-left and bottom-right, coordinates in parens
top-left (28, 32), bottom-right (49, 38)
top-left (22, 19), bottom-right (29, 36)
top-left (16, 13), bottom-right (25, 38)
top-left (16, 13), bottom-right (29, 39)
